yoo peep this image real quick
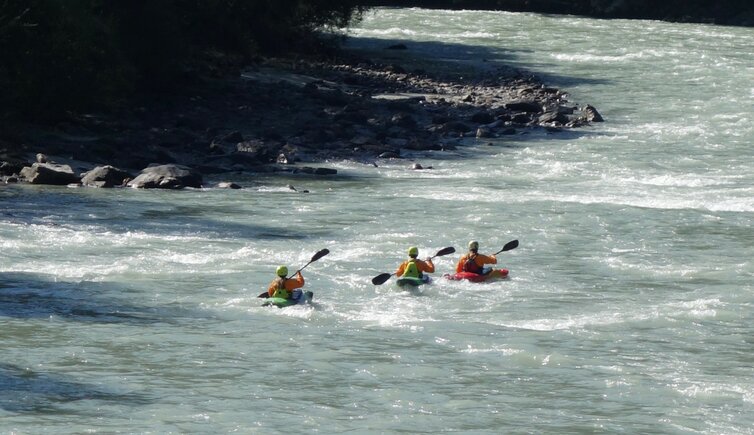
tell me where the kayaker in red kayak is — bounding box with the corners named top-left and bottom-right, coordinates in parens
top-left (456, 241), bottom-right (497, 275)
top-left (396, 246), bottom-right (435, 279)
top-left (267, 265), bottom-right (305, 298)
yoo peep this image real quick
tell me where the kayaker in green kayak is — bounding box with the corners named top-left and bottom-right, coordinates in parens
top-left (456, 241), bottom-right (497, 275)
top-left (266, 265), bottom-right (305, 299)
top-left (396, 246), bottom-right (435, 280)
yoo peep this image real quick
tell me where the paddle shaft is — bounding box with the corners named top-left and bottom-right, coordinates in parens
top-left (288, 248), bottom-right (329, 278)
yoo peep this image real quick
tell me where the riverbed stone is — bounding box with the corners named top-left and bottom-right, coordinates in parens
top-left (217, 181), bottom-right (242, 189)
top-left (127, 164), bottom-right (203, 189)
top-left (81, 165), bottom-right (133, 188)
top-left (20, 162), bottom-right (80, 185)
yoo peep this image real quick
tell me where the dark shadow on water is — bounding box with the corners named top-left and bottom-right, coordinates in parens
top-left (394, 126), bottom-right (608, 164)
top-left (0, 272), bottom-right (206, 325)
top-left (343, 35), bottom-right (612, 87)
top-left (0, 362), bottom-right (151, 413)
top-left (528, 68), bottom-right (612, 88)
top-left (1, 184), bottom-right (314, 241)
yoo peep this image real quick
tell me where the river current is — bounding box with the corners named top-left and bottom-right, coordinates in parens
top-left (2, 8), bottom-right (753, 433)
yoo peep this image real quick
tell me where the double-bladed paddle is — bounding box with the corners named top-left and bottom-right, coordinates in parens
top-left (371, 246), bottom-right (456, 285)
top-left (493, 239), bottom-right (519, 256)
top-left (258, 248), bottom-right (330, 298)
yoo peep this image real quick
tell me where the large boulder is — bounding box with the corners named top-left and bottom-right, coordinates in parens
top-left (584, 105), bottom-right (604, 122)
top-left (19, 163), bottom-right (80, 185)
top-left (127, 164), bottom-right (202, 189)
top-left (81, 165), bottom-right (133, 188)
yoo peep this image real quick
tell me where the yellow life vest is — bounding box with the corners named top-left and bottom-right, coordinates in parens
top-left (271, 277), bottom-right (289, 299)
top-left (402, 259), bottom-right (421, 278)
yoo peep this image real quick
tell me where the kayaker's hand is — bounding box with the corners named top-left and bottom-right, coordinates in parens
top-left (425, 257), bottom-right (432, 262)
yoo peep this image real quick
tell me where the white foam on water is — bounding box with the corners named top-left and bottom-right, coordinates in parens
top-left (349, 27), bottom-right (418, 37)
top-left (550, 48), bottom-right (683, 63)
top-left (459, 345), bottom-right (523, 356)
top-left (495, 298), bottom-right (722, 332)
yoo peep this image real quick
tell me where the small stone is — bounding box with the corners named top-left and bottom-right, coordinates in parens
top-left (476, 128), bottom-right (492, 138)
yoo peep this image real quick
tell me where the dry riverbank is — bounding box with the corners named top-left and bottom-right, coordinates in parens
top-left (1, 45), bottom-right (602, 188)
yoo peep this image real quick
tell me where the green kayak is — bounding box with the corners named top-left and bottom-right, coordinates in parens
top-left (262, 290), bottom-right (314, 308)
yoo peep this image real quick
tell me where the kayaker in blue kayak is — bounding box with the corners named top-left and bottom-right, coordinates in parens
top-left (456, 241), bottom-right (497, 275)
top-left (396, 246), bottom-right (435, 279)
top-left (266, 265), bottom-right (305, 299)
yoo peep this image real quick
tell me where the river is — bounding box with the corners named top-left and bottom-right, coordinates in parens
top-left (1, 7), bottom-right (753, 433)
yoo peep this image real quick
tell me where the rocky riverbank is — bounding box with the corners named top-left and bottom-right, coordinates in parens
top-left (0, 46), bottom-right (602, 189)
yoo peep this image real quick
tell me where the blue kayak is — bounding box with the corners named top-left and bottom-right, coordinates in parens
top-left (262, 290), bottom-right (314, 308)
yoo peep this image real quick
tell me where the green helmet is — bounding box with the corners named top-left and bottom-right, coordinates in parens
top-left (468, 241), bottom-right (479, 251)
top-left (276, 265), bottom-right (288, 277)
top-left (407, 246), bottom-right (419, 257)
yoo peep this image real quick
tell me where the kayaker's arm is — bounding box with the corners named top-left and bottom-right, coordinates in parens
top-left (395, 261), bottom-right (406, 277)
top-left (480, 254), bottom-right (497, 265)
top-left (285, 272), bottom-right (305, 291)
top-left (421, 258), bottom-right (435, 273)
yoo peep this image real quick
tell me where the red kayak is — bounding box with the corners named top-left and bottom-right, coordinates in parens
top-left (444, 269), bottom-right (509, 282)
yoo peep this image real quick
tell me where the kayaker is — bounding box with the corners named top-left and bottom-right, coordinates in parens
top-left (267, 265), bottom-right (305, 299)
top-left (456, 241), bottom-right (497, 275)
top-left (396, 246), bottom-right (435, 279)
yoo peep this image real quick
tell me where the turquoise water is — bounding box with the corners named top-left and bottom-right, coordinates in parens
top-left (2, 8), bottom-right (753, 433)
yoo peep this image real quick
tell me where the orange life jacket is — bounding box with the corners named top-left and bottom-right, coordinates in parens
top-left (462, 253), bottom-right (483, 274)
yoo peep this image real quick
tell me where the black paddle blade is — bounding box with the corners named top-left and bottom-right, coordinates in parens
top-left (311, 248), bottom-right (330, 262)
top-left (433, 246), bottom-right (456, 257)
top-left (371, 273), bottom-right (392, 285)
top-left (495, 239), bottom-right (519, 255)
top-left (258, 291), bottom-right (269, 298)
